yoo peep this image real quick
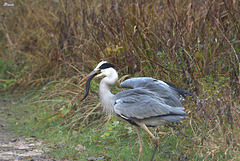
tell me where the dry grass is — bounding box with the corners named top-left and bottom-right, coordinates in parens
top-left (1, 0), bottom-right (239, 160)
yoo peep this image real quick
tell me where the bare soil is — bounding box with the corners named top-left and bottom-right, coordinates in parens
top-left (0, 98), bottom-right (56, 161)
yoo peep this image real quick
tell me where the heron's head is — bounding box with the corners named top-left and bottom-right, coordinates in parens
top-left (79, 61), bottom-right (116, 101)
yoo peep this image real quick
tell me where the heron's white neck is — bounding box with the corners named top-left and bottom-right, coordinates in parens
top-left (99, 68), bottom-right (118, 115)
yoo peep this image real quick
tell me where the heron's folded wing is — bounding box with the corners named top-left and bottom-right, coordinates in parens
top-left (120, 77), bottom-right (193, 98)
top-left (114, 90), bottom-right (186, 120)
top-left (120, 77), bottom-right (185, 107)
top-left (120, 77), bottom-right (157, 89)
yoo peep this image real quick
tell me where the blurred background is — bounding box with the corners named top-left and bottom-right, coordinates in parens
top-left (0, 0), bottom-right (239, 160)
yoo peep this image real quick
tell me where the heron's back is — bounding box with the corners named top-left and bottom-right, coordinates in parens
top-left (113, 77), bottom-right (190, 127)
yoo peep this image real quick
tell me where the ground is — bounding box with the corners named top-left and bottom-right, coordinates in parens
top-left (0, 98), bottom-right (55, 161)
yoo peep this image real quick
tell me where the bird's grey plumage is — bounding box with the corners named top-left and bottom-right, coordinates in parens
top-left (120, 77), bottom-right (183, 106)
top-left (114, 77), bottom-right (187, 126)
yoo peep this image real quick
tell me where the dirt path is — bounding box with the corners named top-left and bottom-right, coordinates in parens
top-left (0, 98), bottom-right (56, 161)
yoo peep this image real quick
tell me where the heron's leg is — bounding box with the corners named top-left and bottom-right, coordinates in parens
top-left (138, 123), bottom-right (159, 161)
top-left (136, 127), bottom-right (142, 161)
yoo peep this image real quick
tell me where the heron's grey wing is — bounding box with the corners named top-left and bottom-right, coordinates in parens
top-left (120, 77), bottom-right (193, 107)
top-left (120, 77), bottom-right (156, 89)
top-left (120, 77), bottom-right (193, 97)
top-left (120, 77), bottom-right (180, 107)
top-left (114, 89), bottom-right (186, 122)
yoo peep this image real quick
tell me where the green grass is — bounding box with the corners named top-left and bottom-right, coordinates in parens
top-left (4, 94), bottom-right (239, 161)
top-left (4, 97), bottom-right (184, 160)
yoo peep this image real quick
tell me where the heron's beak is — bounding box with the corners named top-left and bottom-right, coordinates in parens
top-left (79, 71), bottom-right (98, 101)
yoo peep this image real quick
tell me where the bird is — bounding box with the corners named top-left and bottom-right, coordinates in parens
top-left (79, 61), bottom-right (193, 161)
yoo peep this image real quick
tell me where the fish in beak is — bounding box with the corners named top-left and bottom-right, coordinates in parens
top-left (79, 71), bottom-right (99, 101)
top-left (79, 61), bottom-right (115, 101)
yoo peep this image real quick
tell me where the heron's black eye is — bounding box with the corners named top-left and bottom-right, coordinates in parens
top-left (96, 69), bottom-right (101, 73)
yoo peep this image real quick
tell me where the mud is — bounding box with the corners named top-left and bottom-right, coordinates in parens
top-left (0, 98), bottom-right (56, 161)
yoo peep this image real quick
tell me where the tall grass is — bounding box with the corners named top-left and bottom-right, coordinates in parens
top-left (1, 0), bottom-right (239, 160)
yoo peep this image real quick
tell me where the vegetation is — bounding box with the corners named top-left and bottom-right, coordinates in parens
top-left (1, 0), bottom-right (239, 160)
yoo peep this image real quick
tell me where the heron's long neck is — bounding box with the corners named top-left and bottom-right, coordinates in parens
top-left (99, 70), bottom-right (118, 115)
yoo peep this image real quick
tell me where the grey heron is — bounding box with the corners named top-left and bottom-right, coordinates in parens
top-left (80, 61), bottom-right (193, 161)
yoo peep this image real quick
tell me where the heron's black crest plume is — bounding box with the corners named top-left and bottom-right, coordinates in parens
top-left (99, 62), bottom-right (115, 70)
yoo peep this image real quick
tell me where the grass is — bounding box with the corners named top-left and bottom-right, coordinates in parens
top-left (1, 0), bottom-right (240, 160)
top-left (4, 90), bottom-right (240, 161)
top-left (4, 96), bottom-right (191, 160)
